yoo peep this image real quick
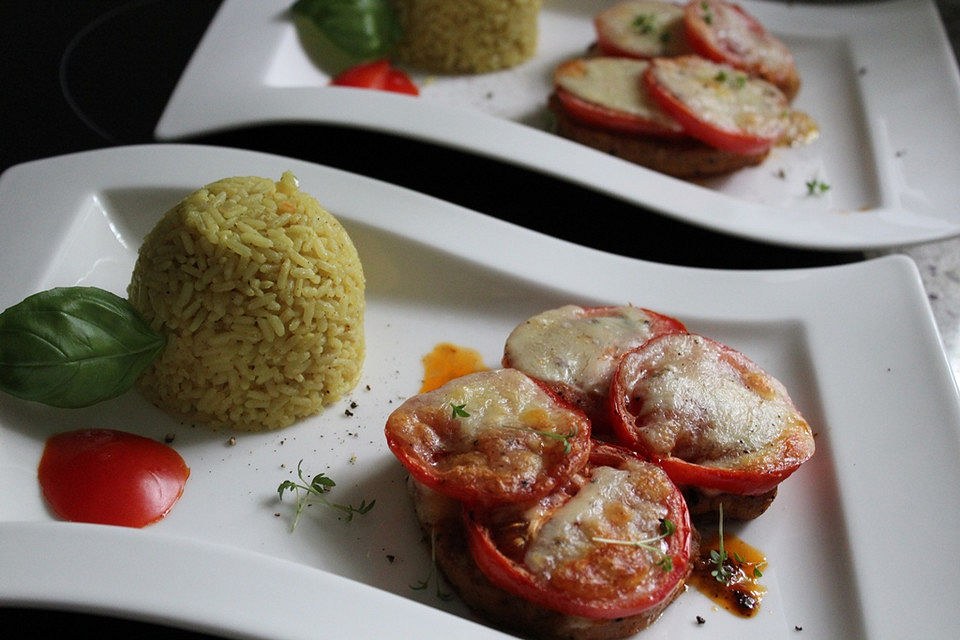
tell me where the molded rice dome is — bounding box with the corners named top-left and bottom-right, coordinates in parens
top-left (128, 171), bottom-right (365, 431)
top-left (390, 0), bottom-right (542, 73)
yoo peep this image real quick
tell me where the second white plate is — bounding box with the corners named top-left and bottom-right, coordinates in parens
top-left (2, 144), bottom-right (960, 639)
top-left (154, 0), bottom-right (960, 251)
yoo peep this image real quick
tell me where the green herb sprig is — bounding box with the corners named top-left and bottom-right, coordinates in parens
top-left (701, 1), bottom-right (714, 25)
top-left (518, 424), bottom-right (578, 454)
top-left (709, 504), bottom-right (765, 584)
top-left (710, 503), bottom-right (733, 583)
top-left (278, 460), bottom-right (375, 531)
top-left (744, 553), bottom-right (764, 579)
top-left (411, 527), bottom-right (453, 600)
top-left (714, 70), bottom-right (747, 88)
top-left (592, 517), bottom-right (678, 572)
top-left (806, 178), bottom-right (831, 195)
top-left (632, 14), bottom-right (656, 34)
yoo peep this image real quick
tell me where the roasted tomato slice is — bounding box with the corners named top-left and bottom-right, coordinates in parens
top-left (384, 368), bottom-right (591, 507)
top-left (330, 59), bottom-right (419, 95)
top-left (643, 55), bottom-right (789, 155)
top-left (594, 0), bottom-right (691, 59)
top-left (465, 441), bottom-right (693, 620)
top-left (503, 304), bottom-right (687, 429)
top-left (609, 333), bottom-right (815, 495)
top-left (682, 0), bottom-right (799, 99)
top-left (553, 58), bottom-right (685, 138)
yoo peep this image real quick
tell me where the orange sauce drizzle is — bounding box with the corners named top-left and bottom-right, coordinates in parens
top-left (690, 533), bottom-right (767, 618)
top-left (420, 342), bottom-right (489, 392)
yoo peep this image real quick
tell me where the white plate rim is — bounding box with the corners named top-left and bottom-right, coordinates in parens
top-left (1, 143), bottom-right (960, 639)
top-left (152, 0), bottom-right (960, 251)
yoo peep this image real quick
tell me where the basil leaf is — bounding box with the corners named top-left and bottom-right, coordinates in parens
top-left (0, 287), bottom-right (165, 408)
top-left (291, 0), bottom-right (402, 58)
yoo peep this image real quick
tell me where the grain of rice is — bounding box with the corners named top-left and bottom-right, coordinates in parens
top-left (128, 171), bottom-right (365, 431)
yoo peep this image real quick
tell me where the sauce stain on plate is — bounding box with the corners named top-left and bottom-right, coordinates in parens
top-left (690, 533), bottom-right (767, 617)
top-left (420, 342), bottom-right (488, 392)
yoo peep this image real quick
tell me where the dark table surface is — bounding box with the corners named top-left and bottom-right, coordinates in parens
top-left (1, 0), bottom-right (958, 637)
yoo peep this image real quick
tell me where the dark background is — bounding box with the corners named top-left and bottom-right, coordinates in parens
top-left (1, 0), bottom-right (958, 637)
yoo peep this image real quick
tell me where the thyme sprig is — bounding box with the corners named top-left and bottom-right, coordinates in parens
top-left (710, 503), bottom-right (732, 583)
top-left (513, 424), bottom-right (578, 454)
top-left (700, 1), bottom-right (714, 25)
top-left (411, 527), bottom-right (453, 601)
top-left (592, 518), bottom-right (677, 572)
top-left (806, 177), bottom-right (831, 195)
top-left (709, 504), bottom-right (766, 584)
top-left (632, 13), bottom-right (656, 34)
top-left (277, 460), bottom-right (375, 531)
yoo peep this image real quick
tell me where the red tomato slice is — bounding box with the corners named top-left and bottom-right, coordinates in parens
top-left (330, 59), bottom-right (419, 95)
top-left (38, 429), bottom-right (190, 528)
top-left (594, 0), bottom-right (691, 59)
top-left (683, 0), bottom-right (798, 98)
top-left (554, 87), bottom-right (684, 138)
top-left (608, 333), bottom-right (815, 495)
top-left (384, 368), bottom-right (591, 507)
top-left (503, 304), bottom-right (687, 431)
top-left (553, 58), bottom-right (685, 138)
top-left (643, 56), bottom-right (787, 155)
top-left (465, 441), bottom-right (692, 620)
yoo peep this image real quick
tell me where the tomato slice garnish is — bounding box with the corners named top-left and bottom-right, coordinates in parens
top-left (553, 58), bottom-right (686, 138)
top-left (330, 59), bottom-right (419, 95)
top-left (38, 428), bottom-right (190, 528)
top-left (643, 56), bottom-right (787, 155)
top-left (593, 0), bottom-right (690, 59)
top-left (554, 87), bottom-right (685, 138)
top-left (682, 0), bottom-right (798, 98)
top-left (503, 305), bottom-right (687, 431)
top-left (608, 333), bottom-right (815, 495)
top-left (384, 368), bottom-right (591, 507)
top-left (465, 441), bottom-right (692, 620)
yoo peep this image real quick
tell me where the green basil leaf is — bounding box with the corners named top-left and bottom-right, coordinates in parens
top-left (0, 287), bottom-right (165, 408)
top-left (291, 0), bottom-right (402, 58)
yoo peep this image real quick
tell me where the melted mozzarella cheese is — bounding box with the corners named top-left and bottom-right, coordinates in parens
top-left (650, 57), bottom-right (788, 137)
top-left (555, 58), bottom-right (682, 131)
top-left (524, 464), bottom-right (667, 577)
top-left (704, 1), bottom-right (793, 75)
top-left (505, 305), bottom-right (657, 398)
top-left (596, 0), bottom-right (688, 58)
top-left (630, 334), bottom-right (796, 466)
top-left (436, 368), bottom-right (576, 446)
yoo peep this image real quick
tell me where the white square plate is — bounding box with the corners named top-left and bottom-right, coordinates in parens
top-left (1, 144), bottom-right (960, 639)
top-left (154, 0), bottom-right (960, 251)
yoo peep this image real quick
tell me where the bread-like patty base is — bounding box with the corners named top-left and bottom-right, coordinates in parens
top-left (684, 485), bottom-right (778, 521)
top-left (408, 476), bottom-right (695, 640)
top-left (548, 93), bottom-right (769, 179)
